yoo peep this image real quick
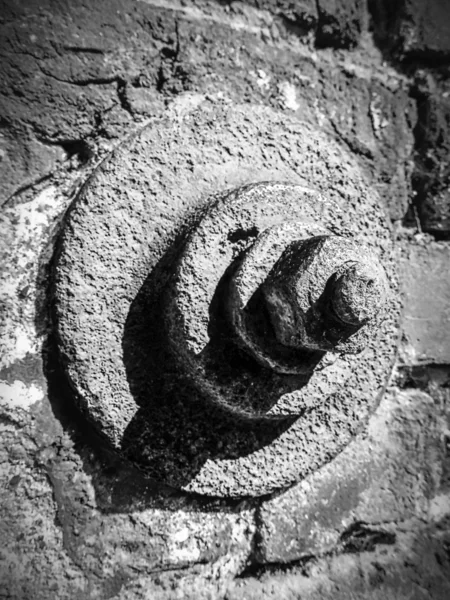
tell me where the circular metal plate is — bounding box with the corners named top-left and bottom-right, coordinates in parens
top-left (53, 100), bottom-right (399, 497)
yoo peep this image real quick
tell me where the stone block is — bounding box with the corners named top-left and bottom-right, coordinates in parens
top-left (227, 527), bottom-right (450, 600)
top-left (371, 0), bottom-right (450, 60)
top-left (369, 83), bottom-right (416, 220)
top-left (0, 124), bottom-right (65, 205)
top-left (125, 86), bottom-right (165, 117)
top-left (0, 0), bottom-right (165, 143)
top-left (316, 0), bottom-right (367, 48)
top-left (319, 71), bottom-right (415, 220)
top-left (399, 240), bottom-right (450, 364)
top-left (399, 0), bottom-right (450, 59)
top-left (414, 93), bottom-right (450, 237)
top-left (242, 0), bottom-right (318, 30)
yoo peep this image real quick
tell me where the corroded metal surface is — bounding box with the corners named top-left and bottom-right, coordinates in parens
top-left (263, 236), bottom-right (387, 352)
top-left (52, 100), bottom-right (400, 497)
top-left (166, 183), bottom-right (390, 420)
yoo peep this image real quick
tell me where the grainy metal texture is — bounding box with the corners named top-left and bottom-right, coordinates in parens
top-left (262, 235), bottom-right (388, 354)
top-left (167, 185), bottom-right (390, 421)
top-left (227, 218), bottom-right (331, 375)
top-left (53, 100), bottom-right (400, 497)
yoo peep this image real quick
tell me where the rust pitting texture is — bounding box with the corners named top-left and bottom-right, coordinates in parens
top-left (52, 100), bottom-right (400, 497)
top-left (166, 183), bottom-right (391, 424)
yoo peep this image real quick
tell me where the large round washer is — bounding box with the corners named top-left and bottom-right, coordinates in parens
top-left (52, 100), bottom-right (400, 497)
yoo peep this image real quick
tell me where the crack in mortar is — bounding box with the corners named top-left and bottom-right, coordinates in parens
top-left (238, 519), bottom-right (397, 578)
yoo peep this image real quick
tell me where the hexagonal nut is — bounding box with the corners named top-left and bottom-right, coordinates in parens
top-left (262, 235), bottom-right (388, 353)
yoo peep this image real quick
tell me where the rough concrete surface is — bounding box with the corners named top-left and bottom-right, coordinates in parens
top-left (1, 0), bottom-right (450, 598)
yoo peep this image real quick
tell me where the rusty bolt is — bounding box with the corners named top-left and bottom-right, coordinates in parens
top-left (330, 261), bottom-right (382, 327)
top-left (262, 235), bottom-right (388, 354)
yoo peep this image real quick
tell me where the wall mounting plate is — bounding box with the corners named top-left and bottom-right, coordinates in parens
top-left (52, 100), bottom-right (399, 497)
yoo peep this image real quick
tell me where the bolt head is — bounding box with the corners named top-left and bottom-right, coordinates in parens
top-left (331, 262), bottom-right (384, 326)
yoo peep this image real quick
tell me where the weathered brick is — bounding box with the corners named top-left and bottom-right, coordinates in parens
top-left (318, 69), bottom-right (415, 220)
top-left (371, 0), bottom-right (450, 60)
top-left (241, 0), bottom-right (318, 30)
top-left (413, 92), bottom-right (450, 237)
top-left (316, 0), bottom-right (368, 48)
top-left (0, 123), bottom-right (65, 206)
top-left (400, 239), bottom-right (450, 364)
top-left (400, 0), bottom-right (450, 59)
top-left (0, 0), bottom-right (168, 143)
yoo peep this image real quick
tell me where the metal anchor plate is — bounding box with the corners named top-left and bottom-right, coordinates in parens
top-left (52, 101), bottom-right (400, 497)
